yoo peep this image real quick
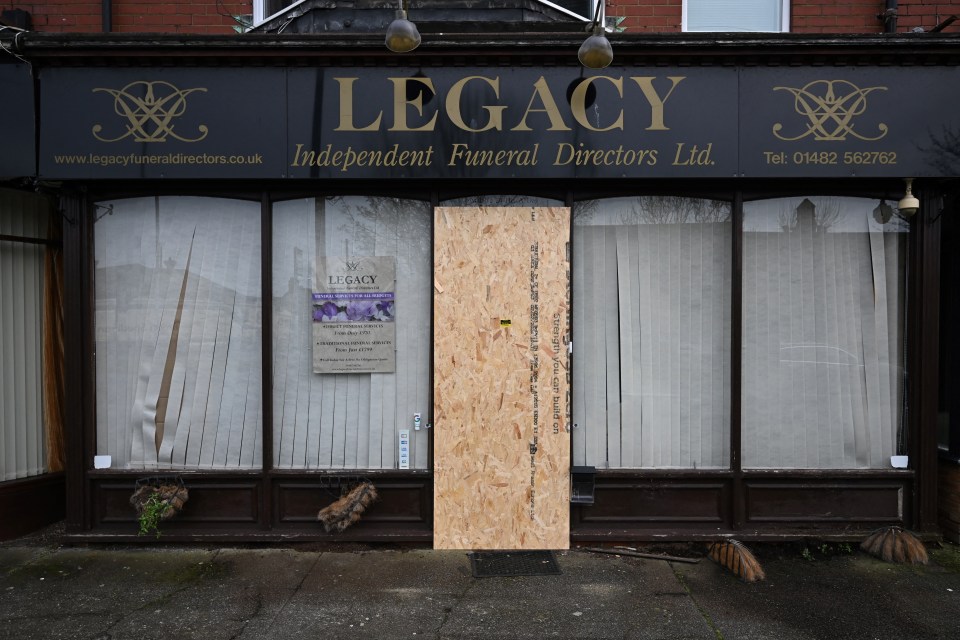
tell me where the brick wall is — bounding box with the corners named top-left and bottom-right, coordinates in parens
top-left (940, 463), bottom-right (960, 544)
top-left (612, 0), bottom-right (682, 32)
top-left (897, 0), bottom-right (960, 32)
top-left (608, 0), bottom-right (960, 34)
top-left (791, 0), bottom-right (882, 33)
top-left (1, 0), bottom-right (252, 33)
top-left (5, 0), bottom-right (959, 34)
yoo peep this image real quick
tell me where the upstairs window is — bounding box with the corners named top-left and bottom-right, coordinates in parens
top-left (683, 0), bottom-right (789, 32)
top-left (254, 0), bottom-right (304, 26)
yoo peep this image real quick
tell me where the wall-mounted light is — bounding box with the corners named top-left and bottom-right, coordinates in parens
top-left (897, 178), bottom-right (920, 216)
top-left (578, 1), bottom-right (613, 69)
top-left (385, 0), bottom-right (420, 53)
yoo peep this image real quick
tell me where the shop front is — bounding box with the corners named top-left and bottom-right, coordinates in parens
top-left (3, 32), bottom-right (958, 545)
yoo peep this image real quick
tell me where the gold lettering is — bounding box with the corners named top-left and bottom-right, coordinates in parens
top-left (512, 76), bottom-right (570, 132)
top-left (629, 76), bottom-right (685, 131)
top-left (571, 76), bottom-right (624, 132)
top-left (446, 76), bottom-right (506, 132)
top-left (448, 143), bottom-right (539, 166)
top-left (334, 78), bottom-right (383, 132)
top-left (388, 77), bottom-right (438, 132)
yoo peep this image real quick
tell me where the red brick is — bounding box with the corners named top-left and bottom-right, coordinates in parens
top-left (190, 14), bottom-right (226, 25)
top-left (652, 5), bottom-right (680, 16)
top-left (72, 14), bottom-right (102, 25)
top-left (619, 5), bottom-right (655, 17)
top-left (835, 15), bottom-right (871, 26)
top-left (804, 15), bottom-right (840, 26)
top-left (641, 14), bottom-right (680, 26)
top-left (793, 5), bottom-right (822, 16)
top-left (59, 3), bottom-right (100, 15)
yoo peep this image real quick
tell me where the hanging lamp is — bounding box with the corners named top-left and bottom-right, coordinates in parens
top-left (385, 0), bottom-right (421, 53)
top-left (578, 1), bottom-right (613, 69)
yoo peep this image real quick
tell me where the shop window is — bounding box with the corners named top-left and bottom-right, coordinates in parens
top-left (742, 197), bottom-right (909, 469)
top-left (572, 197), bottom-right (732, 469)
top-left (272, 197), bottom-right (431, 470)
top-left (1, 189), bottom-right (62, 480)
top-left (683, 0), bottom-right (789, 32)
top-left (94, 197), bottom-right (262, 470)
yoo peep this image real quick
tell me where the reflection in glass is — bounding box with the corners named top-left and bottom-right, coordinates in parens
top-left (742, 197), bottom-right (909, 469)
top-left (94, 197), bottom-right (262, 469)
top-left (573, 196), bottom-right (732, 469)
top-left (272, 197), bottom-right (431, 470)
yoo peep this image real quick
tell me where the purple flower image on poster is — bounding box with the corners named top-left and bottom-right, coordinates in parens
top-left (312, 296), bottom-right (395, 323)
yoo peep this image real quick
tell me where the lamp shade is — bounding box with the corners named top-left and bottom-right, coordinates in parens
top-left (385, 10), bottom-right (421, 53)
top-left (897, 178), bottom-right (920, 216)
top-left (578, 26), bottom-right (613, 69)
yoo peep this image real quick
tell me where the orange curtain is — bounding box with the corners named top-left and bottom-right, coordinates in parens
top-left (42, 206), bottom-right (65, 473)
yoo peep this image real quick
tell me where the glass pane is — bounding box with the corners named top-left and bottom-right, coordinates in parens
top-left (94, 197), bottom-right (262, 470)
top-left (1, 190), bottom-right (48, 480)
top-left (573, 196), bottom-right (732, 469)
top-left (272, 197), bottom-right (431, 470)
top-left (742, 197), bottom-right (909, 469)
top-left (686, 0), bottom-right (783, 32)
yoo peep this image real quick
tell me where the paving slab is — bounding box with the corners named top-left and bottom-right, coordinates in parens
top-left (0, 547), bottom-right (218, 640)
top-left (1, 534), bottom-right (958, 640)
top-left (675, 546), bottom-right (960, 640)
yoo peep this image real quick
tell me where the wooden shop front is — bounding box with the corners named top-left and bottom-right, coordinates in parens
top-left (2, 32), bottom-right (959, 545)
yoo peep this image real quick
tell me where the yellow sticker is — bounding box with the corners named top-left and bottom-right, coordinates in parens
top-left (500, 319), bottom-right (512, 326)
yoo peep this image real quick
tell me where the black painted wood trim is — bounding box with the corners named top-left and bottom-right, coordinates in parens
top-left (0, 473), bottom-right (66, 541)
top-left (260, 192), bottom-right (273, 531)
top-left (916, 185), bottom-right (942, 532)
top-left (731, 191), bottom-right (744, 530)
top-left (61, 195), bottom-right (87, 533)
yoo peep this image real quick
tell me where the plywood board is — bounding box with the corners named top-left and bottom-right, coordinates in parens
top-left (434, 206), bottom-right (570, 550)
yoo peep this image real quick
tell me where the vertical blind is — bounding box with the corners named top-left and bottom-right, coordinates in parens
top-left (95, 197), bottom-right (262, 469)
top-left (742, 197), bottom-right (908, 469)
top-left (1, 190), bottom-right (48, 481)
top-left (684, 0), bottom-right (785, 32)
top-left (573, 197), bottom-right (732, 469)
top-left (272, 197), bottom-right (432, 470)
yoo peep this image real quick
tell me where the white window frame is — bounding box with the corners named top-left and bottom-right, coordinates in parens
top-left (253, 0), bottom-right (310, 28)
top-left (253, 0), bottom-right (594, 29)
top-left (682, 0), bottom-right (790, 33)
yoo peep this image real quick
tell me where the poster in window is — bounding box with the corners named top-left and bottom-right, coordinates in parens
top-left (313, 256), bottom-right (396, 374)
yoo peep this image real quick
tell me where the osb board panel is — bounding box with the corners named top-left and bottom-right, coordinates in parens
top-left (434, 206), bottom-right (570, 550)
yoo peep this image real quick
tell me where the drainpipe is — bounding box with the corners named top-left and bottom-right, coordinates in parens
top-left (882, 0), bottom-right (898, 33)
top-left (103, 0), bottom-right (112, 33)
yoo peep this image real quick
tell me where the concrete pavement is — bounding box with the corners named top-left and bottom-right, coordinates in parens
top-left (1, 529), bottom-right (958, 639)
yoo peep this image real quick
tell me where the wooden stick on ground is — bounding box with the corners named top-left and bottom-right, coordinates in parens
top-left (582, 547), bottom-right (701, 564)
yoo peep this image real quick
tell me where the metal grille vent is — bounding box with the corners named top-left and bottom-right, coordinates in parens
top-left (469, 551), bottom-right (562, 577)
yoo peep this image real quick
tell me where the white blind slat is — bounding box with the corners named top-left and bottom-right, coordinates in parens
top-left (573, 197), bottom-right (731, 470)
top-left (0, 190), bottom-right (48, 481)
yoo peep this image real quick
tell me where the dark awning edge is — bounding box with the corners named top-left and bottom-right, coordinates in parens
top-left (3, 32), bottom-right (960, 67)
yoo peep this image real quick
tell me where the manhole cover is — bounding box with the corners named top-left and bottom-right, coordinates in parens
top-left (469, 551), bottom-right (562, 577)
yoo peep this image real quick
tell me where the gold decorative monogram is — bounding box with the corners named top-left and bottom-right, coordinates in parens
top-left (92, 81), bottom-right (208, 143)
top-left (772, 80), bottom-right (888, 142)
